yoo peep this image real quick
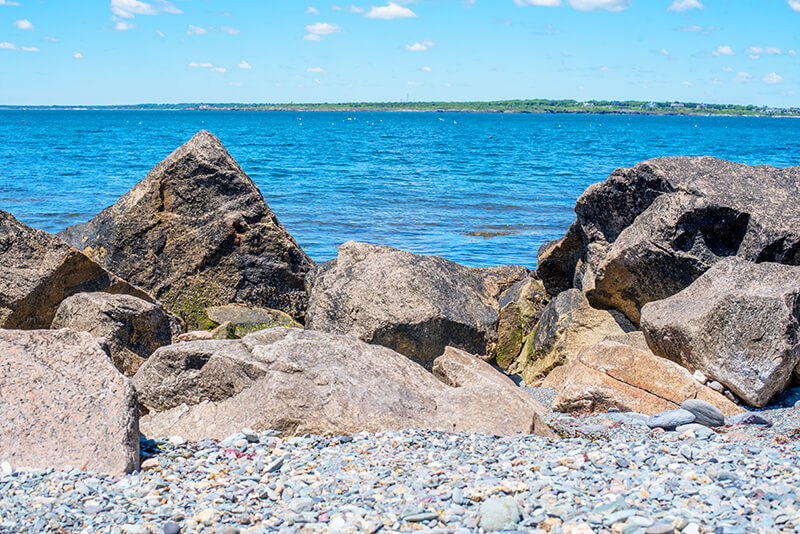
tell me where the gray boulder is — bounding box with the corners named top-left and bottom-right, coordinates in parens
top-left (58, 131), bottom-right (313, 329)
top-left (0, 329), bottom-right (139, 475)
top-left (680, 399), bottom-right (724, 427)
top-left (133, 328), bottom-right (552, 439)
top-left (647, 409), bottom-right (696, 430)
top-left (51, 292), bottom-right (177, 377)
top-left (641, 257), bottom-right (800, 407)
top-left (0, 209), bottom-right (151, 330)
top-left (537, 157), bottom-right (800, 324)
top-left (305, 241), bottom-right (529, 368)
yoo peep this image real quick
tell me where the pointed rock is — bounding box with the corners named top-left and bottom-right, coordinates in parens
top-left (59, 131), bottom-right (313, 328)
top-left (0, 209), bottom-right (150, 330)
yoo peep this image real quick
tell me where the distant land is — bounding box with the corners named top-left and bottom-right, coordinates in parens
top-left (2, 99), bottom-right (799, 117)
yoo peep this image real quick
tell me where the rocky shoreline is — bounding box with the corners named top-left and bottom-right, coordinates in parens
top-left (1, 130), bottom-right (798, 533)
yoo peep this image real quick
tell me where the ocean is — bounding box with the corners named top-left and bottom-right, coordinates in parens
top-left (1, 110), bottom-right (797, 268)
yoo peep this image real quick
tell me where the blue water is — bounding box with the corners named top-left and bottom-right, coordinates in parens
top-left (1, 110), bottom-right (798, 267)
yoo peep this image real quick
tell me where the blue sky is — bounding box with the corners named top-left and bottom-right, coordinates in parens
top-left (1, 0), bottom-right (798, 106)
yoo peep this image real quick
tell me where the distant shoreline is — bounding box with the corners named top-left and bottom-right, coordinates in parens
top-left (1, 99), bottom-right (798, 118)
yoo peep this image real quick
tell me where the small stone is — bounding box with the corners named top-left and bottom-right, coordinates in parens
top-left (727, 412), bottom-right (773, 427)
top-left (707, 381), bottom-right (724, 392)
top-left (681, 399), bottom-right (724, 427)
top-left (242, 428), bottom-right (259, 443)
top-left (794, 400), bottom-right (800, 409)
top-left (404, 512), bottom-right (439, 522)
top-left (141, 458), bottom-right (160, 471)
top-left (479, 497), bottom-right (522, 532)
top-left (541, 517), bottom-right (563, 532)
top-left (168, 435), bottom-right (187, 447)
top-left (675, 423), bottom-right (716, 439)
top-left (645, 523), bottom-right (674, 534)
top-left (221, 528), bottom-right (240, 534)
top-left (162, 522), bottom-right (181, 534)
top-left (0, 461), bottom-right (12, 476)
top-left (647, 409), bottom-right (695, 430)
top-left (692, 370), bottom-right (707, 384)
top-left (194, 509), bottom-right (217, 525)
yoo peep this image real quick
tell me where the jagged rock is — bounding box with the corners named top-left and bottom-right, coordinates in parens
top-left (134, 328), bottom-right (547, 439)
top-left (512, 289), bottom-right (635, 386)
top-left (641, 257), bottom-right (800, 407)
top-left (552, 340), bottom-right (743, 416)
top-left (495, 278), bottom-right (548, 370)
top-left (537, 157), bottom-right (800, 324)
top-left (0, 329), bottom-right (139, 475)
top-left (51, 292), bottom-right (176, 377)
top-left (0, 209), bottom-right (150, 330)
top-left (58, 131), bottom-right (313, 329)
top-left (305, 241), bottom-right (520, 368)
top-left (432, 346), bottom-right (555, 438)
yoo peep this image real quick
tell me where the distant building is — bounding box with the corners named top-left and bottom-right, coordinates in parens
top-left (670, 103), bottom-right (685, 108)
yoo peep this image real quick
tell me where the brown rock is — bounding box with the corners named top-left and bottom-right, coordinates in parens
top-left (495, 278), bottom-right (548, 370)
top-left (432, 346), bottom-right (555, 438)
top-left (0, 209), bottom-right (150, 330)
top-left (552, 341), bottom-right (743, 415)
top-left (58, 131), bottom-right (313, 328)
top-left (177, 330), bottom-right (213, 342)
top-left (51, 292), bottom-right (175, 377)
top-left (0, 329), bottom-right (139, 475)
top-left (512, 289), bottom-right (635, 386)
top-left (134, 328), bottom-right (550, 439)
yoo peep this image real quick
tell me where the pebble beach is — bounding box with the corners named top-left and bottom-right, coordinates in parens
top-left (4, 389), bottom-right (800, 534)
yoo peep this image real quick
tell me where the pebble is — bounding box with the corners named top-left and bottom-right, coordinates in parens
top-left (675, 423), bottom-right (716, 440)
top-left (647, 409), bottom-right (696, 429)
top-left (681, 398), bottom-right (725, 427)
top-left (0, 461), bottom-right (12, 476)
top-left (728, 412), bottom-right (773, 427)
top-left (479, 497), bottom-right (522, 532)
top-left (162, 521), bottom-right (181, 534)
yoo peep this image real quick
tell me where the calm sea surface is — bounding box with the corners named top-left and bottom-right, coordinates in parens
top-left (1, 110), bottom-right (797, 267)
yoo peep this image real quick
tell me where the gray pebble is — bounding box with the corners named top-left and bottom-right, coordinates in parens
top-left (681, 399), bottom-right (725, 427)
top-left (647, 409), bottom-right (696, 430)
top-left (479, 497), bottom-right (522, 532)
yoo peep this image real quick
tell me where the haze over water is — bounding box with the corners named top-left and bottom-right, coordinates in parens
top-left (1, 110), bottom-right (797, 267)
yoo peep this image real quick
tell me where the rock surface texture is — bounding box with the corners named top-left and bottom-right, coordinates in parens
top-left (552, 341), bottom-right (743, 416)
top-left (0, 210), bottom-right (149, 330)
top-left (205, 304), bottom-right (301, 339)
top-left (641, 257), bottom-right (800, 407)
top-left (513, 289), bottom-right (635, 386)
top-left (431, 346), bottom-right (554, 438)
top-left (58, 131), bottom-right (313, 328)
top-left (133, 328), bottom-right (550, 439)
top-left (51, 292), bottom-right (176, 377)
top-left (537, 157), bottom-right (800, 324)
top-left (494, 278), bottom-right (548, 370)
top-left (0, 329), bottom-right (139, 475)
top-left (305, 242), bottom-right (528, 368)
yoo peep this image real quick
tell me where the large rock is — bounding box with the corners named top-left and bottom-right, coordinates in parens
top-left (305, 242), bottom-right (529, 368)
top-left (538, 157), bottom-right (800, 324)
top-left (133, 328), bottom-right (549, 439)
top-left (512, 289), bottom-right (635, 386)
top-left (0, 329), bottom-right (139, 475)
top-left (552, 340), bottom-right (742, 416)
top-left (0, 209), bottom-right (150, 330)
top-left (641, 257), bottom-right (800, 407)
top-left (51, 292), bottom-right (177, 377)
top-left (58, 131), bottom-right (313, 328)
top-left (205, 304), bottom-right (301, 339)
top-left (432, 346), bottom-right (555, 438)
top-left (495, 278), bottom-right (548, 370)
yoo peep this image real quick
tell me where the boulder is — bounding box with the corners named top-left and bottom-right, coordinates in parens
top-left (681, 399), bottom-right (724, 427)
top-left (51, 292), bottom-right (176, 377)
top-left (305, 241), bottom-right (523, 368)
top-left (641, 257), bottom-right (800, 407)
top-left (537, 157), bottom-right (800, 324)
top-left (495, 278), bottom-right (548, 370)
top-left (0, 209), bottom-right (150, 330)
top-left (0, 329), bottom-right (139, 475)
top-left (58, 131), bottom-right (313, 328)
top-left (512, 289), bottom-right (635, 386)
top-left (205, 304), bottom-right (301, 339)
top-left (133, 328), bottom-right (551, 439)
top-left (552, 341), bottom-right (743, 416)
top-left (432, 346), bottom-right (554, 438)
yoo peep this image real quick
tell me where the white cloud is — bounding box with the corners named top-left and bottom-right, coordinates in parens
top-left (734, 71), bottom-right (752, 83)
top-left (710, 78), bottom-right (722, 86)
top-left (305, 6), bottom-right (320, 14)
top-left (187, 24), bottom-right (208, 35)
top-left (44, 36), bottom-right (58, 42)
top-left (211, 67), bottom-right (226, 73)
top-left (514, 0), bottom-right (561, 5)
top-left (304, 22), bottom-right (342, 40)
top-left (765, 47), bottom-right (781, 55)
top-left (763, 72), bottom-right (783, 84)
top-left (155, 29), bottom-right (164, 38)
top-left (721, 66), bottom-right (733, 72)
top-left (364, 2), bottom-right (417, 19)
top-left (332, 4), bottom-right (366, 13)
top-left (790, 50), bottom-right (797, 56)
top-left (789, 0), bottom-right (800, 12)
top-left (405, 39), bottom-right (434, 52)
top-left (115, 20), bottom-right (135, 31)
top-left (218, 26), bottom-right (241, 35)
top-left (111, 0), bottom-right (181, 19)
top-left (667, 0), bottom-right (703, 11)
top-left (747, 46), bottom-right (763, 59)
top-left (677, 25), bottom-right (716, 33)
top-left (0, 41), bottom-right (37, 51)
top-left (681, 81), bottom-right (693, 87)
top-left (14, 19), bottom-right (33, 30)
top-left (566, 0), bottom-right (631, 11)
top-left (229, 82), bottom-right (242, 86)
top-left (407, 80), bottom-right (423, 85)
top-left (73, 52), bottom-right (83, 59)
top-left (189, 61), bottom-right (214, 68)
top-left (307, 66), bottom-right (326, 73)
top-left (238, 60), bottom-right (252, 69)
top-left (422, 66), bottom-right (432, 72)
top-left (0, 0), bottom-right (21, 5)
top-left (660, 49), bottom-right (669, 56)
top-left (712, 45), bottom-right (734, 56)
